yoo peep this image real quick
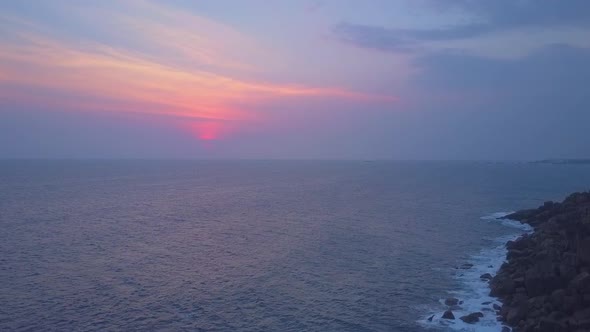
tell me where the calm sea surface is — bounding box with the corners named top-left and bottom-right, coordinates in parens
top-left (1, 160), bottom-right (590, 331)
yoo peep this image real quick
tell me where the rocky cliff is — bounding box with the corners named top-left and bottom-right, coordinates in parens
top-left (490, 191), bottom-right (590, 331)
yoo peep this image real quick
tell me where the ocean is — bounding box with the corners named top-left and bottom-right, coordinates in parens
top-left (1, 160), bottom-right (589, 331)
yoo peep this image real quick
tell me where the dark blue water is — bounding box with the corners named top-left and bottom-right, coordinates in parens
top-left (1, 160), bottom-right (589, 331)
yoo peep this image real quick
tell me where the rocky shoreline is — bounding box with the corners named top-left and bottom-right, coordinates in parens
top-left (490, 191), bottom-right (590, 331)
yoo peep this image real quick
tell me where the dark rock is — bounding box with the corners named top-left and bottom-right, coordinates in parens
top-left (427, 314), bottom-right (434, 322)
top-left (578, 240), bottom-right (590, 264)
top-left (524, 265), bottom-right (562, 297)
top-left (444, 297), bottom-right (459, 306)
top-left (511, 293), bottom-right (529, 306)
top-left (488, 191), bottom-right (590, 331)
top-left (543, 302), bottom-right (552, 315)
top-left (504, 209), bottom-right (537, 222)
top-left (538, 317), bottom-right (566, 332)
top-left (563, 295), bottom-right (577, 313)
top-left (507, 249), bottom-right (527, 259)
top-left (570, 271), bottom-right (590, 292)
top-left (490, 273), bottom-right (516, 297)
top-left (442, 310), bottom-right (455, 320)
top-left (573, 307), bottom-right (590, 321)
top-left (461, 263), bottom-right (474, 269)
top-left (480, 273), bottom-right (493, 280)
top-left (574, 318), bottom-right (590, 330)
top-left (550, 289), bottom-right (565, 309)
top-left (459, 312), bottom-right (483, 324)
top-left (548, 311), bottom-right (566, 320)
top-left (506, 304), bottom-right (528, 325)
top-left (513, 277), bottom-right (525, 287)
top-left (528, 296), bottom-right (547, 310)
top-left (527, 308), bottom-right (543, 319)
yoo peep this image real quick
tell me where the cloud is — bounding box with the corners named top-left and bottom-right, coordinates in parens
top-left (333, 22), bottom-right (492, 52)
top-left (0, 0), bottom-right (395, 128)
top-left (334, 0), bottom-right (590, 53)
top-left (333, 23), bottom-right (416, 52)
top-left (305, 0), bottom-right (324, 13)
top-left (413, 44), bottom-right (590, 95)
top-left (400, 43), bottom-right (590, 159)
top-left (432, 0), bottom-right (590, 28)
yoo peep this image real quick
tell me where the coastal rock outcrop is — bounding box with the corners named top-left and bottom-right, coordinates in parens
top-left (490, 191), bottom-right (590, 331)
top-left (442, 309), bottom-right (455, 320)
top-left (445, 297), bottom-right (460, 306)
top-left (460, 312), bottom-right (484, 324)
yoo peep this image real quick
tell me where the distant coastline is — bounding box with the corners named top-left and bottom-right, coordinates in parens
top-left (531, 159), bottom-right (590, 165)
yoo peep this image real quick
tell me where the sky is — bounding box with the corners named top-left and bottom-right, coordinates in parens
top-left (1, 0), bottom-right (589, 160)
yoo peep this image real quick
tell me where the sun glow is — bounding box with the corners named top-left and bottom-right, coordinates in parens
top-left (0, 0), bottom-right (397, 145)
top-left (187, 121), bottom-right (227, 141)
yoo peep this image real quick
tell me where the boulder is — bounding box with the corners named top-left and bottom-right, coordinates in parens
top-left (548, 311), bottom-right (566, 320)
top-left (504, 209), bottom-right (537, 222)
top-left (480, 273), bottom-right (493, 281)
top-left (550, 289), bottom-right (565, 308)
top-left (563, 295), bottom-right (577, 313)
top-left (570, 271), bottom-right (590, 293)
top-left (506, 302), bottom-right (529, 326)
top-left (442, 310), bottom-right (455, 320)
top-left (528, 296), bottom-right (547, 310)
top-left (524, 266), bottom-right (562, 297)
top-left (511, 293), bottom-right (529, 306)
top-left (573, 307), bottom-right (590, 321)
top-left (574, 318), bottom-right (590, 330)
top-left (444, 297), bottom-right (459, 306)
top-left (538, 317), bottom-right (565, 332)
top-left (490, 274), bottom-right (516, 297)
top-left (513, 277), bottom-right (525, 287)
top-left (459, 312), bottom-right (483, 324)
top-left (578, 239), bottom-right (590, 264)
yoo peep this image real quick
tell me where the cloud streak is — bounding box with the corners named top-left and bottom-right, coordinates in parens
top-left (334, 0), bottom-right (590, 53)
top-left (0, 0), bottom-right (395, 140)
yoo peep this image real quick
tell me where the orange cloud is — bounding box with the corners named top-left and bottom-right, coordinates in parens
top-left (0, 0), bottom-right (396, 140)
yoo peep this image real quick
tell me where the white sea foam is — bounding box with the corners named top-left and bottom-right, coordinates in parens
top-left (480, 212), bottom-right (514, 220)
top-left (481, 212), bottom-right (533, 232)
top-left (419, 213), bottom-right (533, 331)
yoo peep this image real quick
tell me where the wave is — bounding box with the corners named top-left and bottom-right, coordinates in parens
top-left (418, 213), bottom-right (532, 331)
top-left (480, 212), bottom-right (533, 232)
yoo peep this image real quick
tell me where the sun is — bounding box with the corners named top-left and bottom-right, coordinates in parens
top-left (188, 121), bottom-right (225, 141)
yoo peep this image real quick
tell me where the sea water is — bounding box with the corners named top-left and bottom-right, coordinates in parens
top-left (1, 160), bottom-right (589, 331)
